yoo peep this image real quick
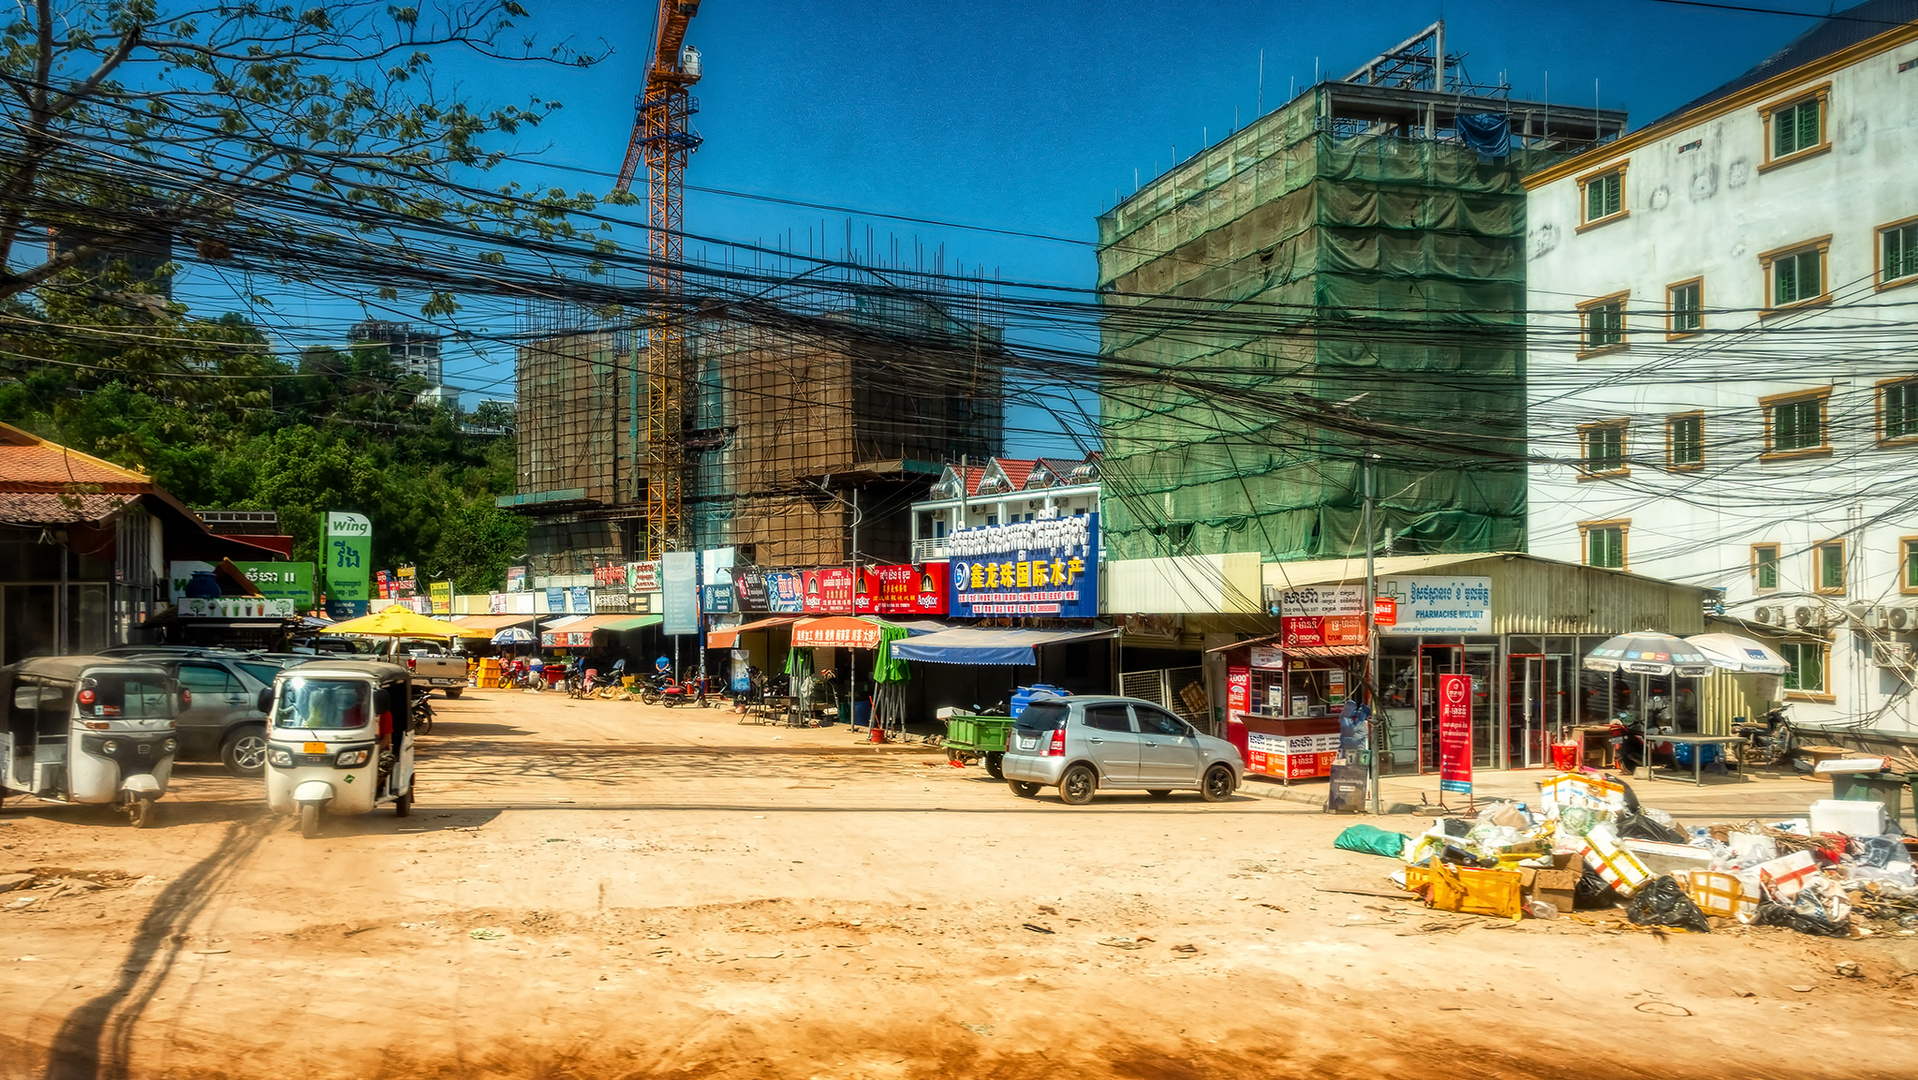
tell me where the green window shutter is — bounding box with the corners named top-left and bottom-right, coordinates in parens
top-left (1797, 100), bottom-right (1820, 151)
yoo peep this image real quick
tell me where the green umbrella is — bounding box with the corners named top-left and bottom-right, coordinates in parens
top-left (872, 625), bottom-right (912, 683)
top-left (784, 646), bottom-right (813, 677)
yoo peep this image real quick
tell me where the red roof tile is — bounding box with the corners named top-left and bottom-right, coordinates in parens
top-left (0, 422), bottom-right (151, 492)
top-left (992, 458), bottom-right (1036, 491)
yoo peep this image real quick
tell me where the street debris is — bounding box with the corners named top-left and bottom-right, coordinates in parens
top-left (1021, 923), bottom-right (1054, 934)
top-left (469, 927), bottom-right (507, 941)
top-left (1366, 771), bottom-right (1918, 938)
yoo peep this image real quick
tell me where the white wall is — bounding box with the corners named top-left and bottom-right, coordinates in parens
top-left (1525, 38), bottom-right (1918, 731)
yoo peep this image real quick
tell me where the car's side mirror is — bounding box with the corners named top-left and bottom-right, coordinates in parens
top-left (256, 688), bottom-right (274, 714)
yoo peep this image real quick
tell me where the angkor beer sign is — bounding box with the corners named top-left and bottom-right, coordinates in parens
top-left (854, 563), bottom-right (949, 616)
top-left (1278, 584), bottom-right (1365, 648)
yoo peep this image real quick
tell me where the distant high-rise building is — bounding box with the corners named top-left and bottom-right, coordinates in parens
top-left (349, 319), bottom-right (444, 385)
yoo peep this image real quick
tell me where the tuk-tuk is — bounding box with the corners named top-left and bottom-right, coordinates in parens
top-left (1, 656), bottom-right (181, 827)
top-left (260, 659), bottom-right (416, 838)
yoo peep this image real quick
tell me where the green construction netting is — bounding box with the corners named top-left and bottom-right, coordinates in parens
top-left (1095, 89), bottom-right (1554, 563)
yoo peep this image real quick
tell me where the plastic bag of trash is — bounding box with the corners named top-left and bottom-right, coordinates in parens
top-left (1625, 874), bottom-right (1712, 932)
top-left (1464, 823), bottom-right (1525, 855)
top-left (1575, 868), bottom-right (1621, 910)
top-left (1558, 805), bottom-right (1604, 838)
top-left (1726, 831), bottom-right (1778, 867)
top-left (1750, 901), bottom-right (1850, 938)
top-left (1612, 808), bottom-right (1689, 844)
top-left (1792, 875), bottom-right (1852, 923)
top-left (1334, 824), bottom-right (1411, 859)
top-left (1852, 834), bottom-right (1910, 870)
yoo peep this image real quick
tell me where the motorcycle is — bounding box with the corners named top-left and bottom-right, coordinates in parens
top-left (639, 673), bottom-right (688, 707)
top-left (410, 687), bottom-right (435, 736)
top-left (567, 667), bottom-right (601, 699)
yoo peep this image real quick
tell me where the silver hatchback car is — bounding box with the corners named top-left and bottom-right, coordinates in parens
top-left (1000, 695), bottom-right (1243, 805)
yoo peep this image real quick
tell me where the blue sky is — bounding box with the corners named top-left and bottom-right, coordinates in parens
top-left (187, 0), bottom-right (1825, 452)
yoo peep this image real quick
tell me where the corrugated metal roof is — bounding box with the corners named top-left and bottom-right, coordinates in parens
top-left (1259, 551), bottom-right (1716, 596)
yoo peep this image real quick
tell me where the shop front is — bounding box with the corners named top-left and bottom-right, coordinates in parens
top-left (1240, 553), bottom-right (1715, 777)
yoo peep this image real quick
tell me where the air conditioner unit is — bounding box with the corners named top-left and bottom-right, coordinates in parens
top-left (1873, 642), bottom-right (1915, 676)
top-left (1869, 608), bottom-right (1895, 629)
top-left (1794, 606), bottom-right (1820, 628)
top-left (1847, 603), bottom-right (1875, 625)
top-left (1751, 605), bottom-right (1783, 625)
top-left (1889, 607), bottom-right (1917, 632)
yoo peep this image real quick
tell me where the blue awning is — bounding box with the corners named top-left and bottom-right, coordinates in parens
top-left (888, 626), bottom-right (1119, 666)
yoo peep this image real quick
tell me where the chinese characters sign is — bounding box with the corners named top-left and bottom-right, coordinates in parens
top-left (949, 514), bottom-right (1098, 618)
top-left (801, 568), bottom-right (855, 614)
top-left (854, 563), bottom-right (949, 616)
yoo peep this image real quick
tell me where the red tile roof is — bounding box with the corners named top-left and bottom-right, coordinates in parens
top-left (992, 458), bottom-right (1036, 491)
top-left (0, 492), bottom-right (138, 524)
top-left (959, 466), bottom-right (986, 497)
top-left (0, 422), bottom-right (152, 492)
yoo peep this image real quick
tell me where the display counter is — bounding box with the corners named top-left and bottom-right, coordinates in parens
top-left (1242, 715), bottom-right (1340, 783)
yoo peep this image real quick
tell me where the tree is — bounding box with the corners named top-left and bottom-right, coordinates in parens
top-left (0, 2), bottom-right (607, 311)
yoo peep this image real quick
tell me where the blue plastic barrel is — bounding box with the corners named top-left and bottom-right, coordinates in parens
top-left (1011, 684), bottom-right (1069, 718)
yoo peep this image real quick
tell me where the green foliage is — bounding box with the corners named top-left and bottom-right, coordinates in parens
top-left (0, 303), bottom-right (525, 593)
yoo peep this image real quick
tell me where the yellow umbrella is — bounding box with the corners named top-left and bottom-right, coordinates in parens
top-left (319, 605), bottom-right (462, 638)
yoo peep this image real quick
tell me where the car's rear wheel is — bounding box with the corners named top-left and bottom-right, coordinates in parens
top-left (1008, 780), bottom-right (1041, 798)
top-left (1201, 765), bottom-right (1236, 802)
top-left (221, 726), bottom-right (268, 778)
top-left (1147, 789), bottom-right (1173, 798)
top-left (1058, 764), bottom-right (1097, 806)
top-left (984, 752), bottom-right (1004, 779)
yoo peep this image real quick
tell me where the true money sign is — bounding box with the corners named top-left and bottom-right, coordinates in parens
top-left (323, 512), bottom-right (373, 619)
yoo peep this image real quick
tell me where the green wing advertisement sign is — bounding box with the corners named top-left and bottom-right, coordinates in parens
top-left (323, 511), bottom-right (373, 618)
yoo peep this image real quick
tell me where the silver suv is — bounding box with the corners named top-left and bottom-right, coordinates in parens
top-left (1001, 695), bottom-right (1242, 805)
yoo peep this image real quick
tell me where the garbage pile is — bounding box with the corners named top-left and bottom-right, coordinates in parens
top-left (1333, 771), bottom-right (1918, 937)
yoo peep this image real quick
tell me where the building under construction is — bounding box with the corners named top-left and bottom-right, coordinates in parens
top-left (1095, 23), bottom-right (1626, 563)
top-left (508, 273), bottom-right (1004, 576)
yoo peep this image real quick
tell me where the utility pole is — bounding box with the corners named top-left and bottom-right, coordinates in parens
top-left (1363, 446), bottom-right (1381, 815)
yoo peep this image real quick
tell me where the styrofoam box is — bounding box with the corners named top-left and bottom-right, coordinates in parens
top-left (1621, 838), bottom-right (1715, 877)
top-left (1809, 799), bottom-right (1888, 837)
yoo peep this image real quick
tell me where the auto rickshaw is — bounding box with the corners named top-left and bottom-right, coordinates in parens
top-left (259, 659), bottom-right (416, 838)
top-left (1, 656), bottom-right (181, 827)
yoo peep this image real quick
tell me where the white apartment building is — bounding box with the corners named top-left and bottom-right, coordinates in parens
top-left (908, 455), bottom-right (1101, 563)
top-left (1526, 5), bottom-right (1918, 734)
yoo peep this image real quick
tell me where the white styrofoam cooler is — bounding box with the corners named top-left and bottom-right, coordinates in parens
top-left (1808, 799), bottom-right (1888, 837)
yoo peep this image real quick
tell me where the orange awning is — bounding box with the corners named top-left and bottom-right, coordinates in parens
top-left (707, 615), bottom-right (802, 650)
top-left (791, 616), bottom-right (887, 650)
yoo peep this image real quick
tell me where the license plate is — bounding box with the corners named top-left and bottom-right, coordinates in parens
top-left (303, 742), bottom-right (327, 754)
top-left (1017, 736), bottom-right (1036, 750)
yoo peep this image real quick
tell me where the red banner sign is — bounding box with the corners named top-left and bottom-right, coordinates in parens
top-left (801, 568), bottom-right (855, 613)
top-left (853, 563), bottom-right (949, 615)
top-left (1225, 666), bottom-right (1250, 721)
top-left (1279, 614), bottom-right (1366, 648)
top-left (1438, 673), bottom-right (1473, 794)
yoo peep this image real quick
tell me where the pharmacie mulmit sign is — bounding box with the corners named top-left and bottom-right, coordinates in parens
top-left (1375, 576), bottom-right (1492, 636)
top-left (948, 513), bottom-right (1098, 618)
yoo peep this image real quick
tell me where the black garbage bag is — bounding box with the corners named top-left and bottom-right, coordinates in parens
top-left (1575, 868), bottom-right (1620, 910)
top-left (1613, 808), bottom-right (1688, 844)
top-left (1437, 818), bottom-right (1472, 838)
top-left (1625, 874), bottom-right (1711, 932)
top-left (1751, 902), bottom-right (1851, 938)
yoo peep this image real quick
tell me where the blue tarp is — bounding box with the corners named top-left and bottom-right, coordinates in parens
top-left (888, 627), bottom-right (1119, 666)
top-left (1457, 112), bottom-right (1511, 161)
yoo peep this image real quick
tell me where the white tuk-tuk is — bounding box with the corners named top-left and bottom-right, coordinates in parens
top-left (2, 656), bottom-right (181, 827)
top-left (260, 659), bottom-right (416, 838)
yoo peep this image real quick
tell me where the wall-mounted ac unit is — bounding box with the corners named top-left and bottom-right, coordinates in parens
top-left (1794, 606), bottom-right (1820, 628)
top-left (1874, 642), bottom-right (1915, 680)
top-left (1847, 603), bottom-right (1876, 625)
top-left (1889, 607), bottom-right (1916, 632)
top-left (1751, 605), bottom-right (1784, 626)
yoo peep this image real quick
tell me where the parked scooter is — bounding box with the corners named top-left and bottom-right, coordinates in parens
top-left (639, 672), bottom-right (688, 707)
top-left (410, 687), bottom-right (436, 736)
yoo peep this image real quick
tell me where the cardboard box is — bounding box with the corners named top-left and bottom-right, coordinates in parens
top-left (1756, 850), bottom-right (1819, 902)
top-left (1528, 868), bottom-right (1580, 913)
top-left (1540, 773), bottom-right (1628, 816)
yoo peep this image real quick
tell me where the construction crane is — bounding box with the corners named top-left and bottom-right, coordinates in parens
top-left (616, 0), bottom-right (703, 557)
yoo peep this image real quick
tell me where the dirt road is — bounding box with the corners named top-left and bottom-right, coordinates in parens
top-left (3, 689), bottom-right (1915, 1079)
